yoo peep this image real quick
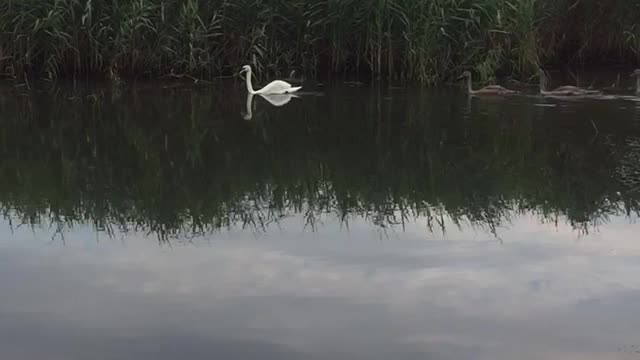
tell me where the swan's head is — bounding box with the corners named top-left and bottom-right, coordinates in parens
top-left (457, 71), bottom-right (471, 80)
top-left (631, 69), bottom-right (640, 77)
top-left (240, 65), bottom-right (251, 75)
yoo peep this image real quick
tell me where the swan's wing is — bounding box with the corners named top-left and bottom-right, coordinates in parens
top-left (483, 85), bottom-right (508, 90)
top-left (551, 85), bottom-right (577, 92)
top-left (548, 86), bottom-right (601, 96)
top-left (473, 86), bottom-right (518, 95)
top-left (257, 80), bottom-right (301, 94)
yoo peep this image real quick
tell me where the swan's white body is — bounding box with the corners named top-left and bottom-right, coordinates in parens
top-left (458, 71), bottom-right (518, 95)
top-left (538, 68), bottom-right (601, 96)
top-left (241, 65), bottom-right (301, 95)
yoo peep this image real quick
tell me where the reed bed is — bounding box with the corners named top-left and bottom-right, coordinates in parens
top-left (1, 0), bottom-right (640, 83)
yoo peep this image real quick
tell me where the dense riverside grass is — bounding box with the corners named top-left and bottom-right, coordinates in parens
top-left (1, 0), bottom-right (640, 82)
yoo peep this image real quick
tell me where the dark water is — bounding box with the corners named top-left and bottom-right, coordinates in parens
top-left (1, 80), bottom-right (640, 360)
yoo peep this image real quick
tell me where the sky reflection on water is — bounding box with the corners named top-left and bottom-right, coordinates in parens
top-left (1, 212), bottom-right (639, 360)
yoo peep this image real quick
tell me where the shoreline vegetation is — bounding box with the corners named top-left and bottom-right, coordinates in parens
top-left (1, 1), bottom-right (640, 83)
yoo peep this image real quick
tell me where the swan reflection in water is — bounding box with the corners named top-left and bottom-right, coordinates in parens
top-left (242, 92), bottom-right (299, 120)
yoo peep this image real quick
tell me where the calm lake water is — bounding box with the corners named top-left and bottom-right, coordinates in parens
top-left (1, 80), bottom-right (640, 360)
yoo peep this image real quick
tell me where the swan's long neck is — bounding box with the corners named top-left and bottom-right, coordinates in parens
top-left (539, 71), bottom-right (547, 92)
top-left (244, 93), bottom-right (254, 119)
top-left (245, 70), bottom-right (257, 94)
top-left (466, 76), bottom-right (473, 93)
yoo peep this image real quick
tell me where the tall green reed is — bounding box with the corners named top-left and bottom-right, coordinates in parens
top-left (0, 0), bottom-right (639, 83)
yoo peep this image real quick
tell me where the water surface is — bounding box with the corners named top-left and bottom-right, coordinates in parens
top-left (1, 81), bottom-right (640, 359)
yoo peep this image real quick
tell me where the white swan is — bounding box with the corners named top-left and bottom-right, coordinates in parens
top-left (240, 65), bottom-right (302, 95)
top-left (457, 71), bottom-right (518, 95)
top-left (538, 67), bottom-right (601, 97)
